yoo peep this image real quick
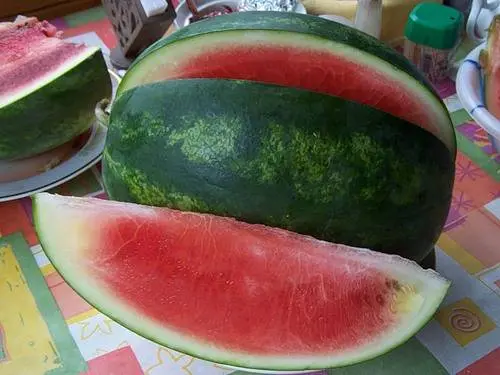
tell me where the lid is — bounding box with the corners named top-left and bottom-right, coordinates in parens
top-left (404, 2), bottom-right (463, 50)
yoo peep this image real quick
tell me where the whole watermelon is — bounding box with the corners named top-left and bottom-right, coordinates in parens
top-left (102, 12), bottom-right (455, 263)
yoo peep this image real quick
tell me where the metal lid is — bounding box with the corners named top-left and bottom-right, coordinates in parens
top-left (404, 2), bottom-right (463, 50)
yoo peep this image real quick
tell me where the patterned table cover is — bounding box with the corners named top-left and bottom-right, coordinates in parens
top-left (0, 6), bottom-right (499, 375)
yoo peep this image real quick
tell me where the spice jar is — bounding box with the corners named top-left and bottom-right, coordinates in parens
top-left (404, 3), bottom-right (463, 83)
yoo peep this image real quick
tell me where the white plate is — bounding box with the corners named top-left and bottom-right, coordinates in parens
top-left (456, 41), bottom-right (500, 152)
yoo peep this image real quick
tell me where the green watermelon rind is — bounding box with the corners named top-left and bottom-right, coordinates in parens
top-left (117, 11), bottom-right (456, 155)
top-left (103, 78), bottom-right (454, 263)
top-left (0, 48), bottom-right (112, 160)
top-left (33, 192), bottom-right (451, 371)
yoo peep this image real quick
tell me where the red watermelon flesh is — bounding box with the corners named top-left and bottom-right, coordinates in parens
top-left (34, 193), bottom-right (450, 371)
top-left (0, 17), bottom-right (88, 106)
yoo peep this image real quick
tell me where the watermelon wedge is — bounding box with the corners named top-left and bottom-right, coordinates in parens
top-left (0, 17), bottom-right (111, 160)
top-left (118, 11), bottom-right (455, 155)
top-left (33, 193), bottom-right (450, 371)
top-left (103, 78), bottom-right (454, 264)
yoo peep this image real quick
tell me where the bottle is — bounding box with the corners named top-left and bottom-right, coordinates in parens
top-left (404, 3), bottom-right (464, 83)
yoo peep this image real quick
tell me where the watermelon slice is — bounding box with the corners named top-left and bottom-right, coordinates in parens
top-left (480, 15), bottom-right (500, 120)
top-left (118, 11), bottom-right (455, 155)
top-left (0, 17), bottom-right (111, 160)
top-left (33, 193), bottom-right (450, 371)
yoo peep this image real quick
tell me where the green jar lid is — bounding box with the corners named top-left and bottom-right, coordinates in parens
top-left (404, 2), bottom-right (463, 50)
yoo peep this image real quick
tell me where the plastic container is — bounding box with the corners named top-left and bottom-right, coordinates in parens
top-left (404, 3), bottom-right (463, 83)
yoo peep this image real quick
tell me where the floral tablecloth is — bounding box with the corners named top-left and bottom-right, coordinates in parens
top-left (0, 6), bottom-right (499, 375)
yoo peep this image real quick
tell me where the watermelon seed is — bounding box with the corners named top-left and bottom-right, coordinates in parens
top-left (375, 294), bottom-right (385, 306)
top-left (391, 280), bottom-right (401, 291)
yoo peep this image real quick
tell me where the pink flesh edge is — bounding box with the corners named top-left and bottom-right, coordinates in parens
top-left (73, 198), bottom-right (407, 355)
top-left (0, 18), bottom-right (88, 102)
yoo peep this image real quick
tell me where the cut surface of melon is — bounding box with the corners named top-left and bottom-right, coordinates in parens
top-left (33, 193), bottom-right (450, 371)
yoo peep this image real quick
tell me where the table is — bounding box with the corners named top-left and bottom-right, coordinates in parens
top-left (0, 6), bottom-right (499, 375)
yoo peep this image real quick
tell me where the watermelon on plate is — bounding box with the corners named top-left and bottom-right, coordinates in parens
top-left (33, 193), bottom-right (450, 371)
top-left (0, 17), bottom-right (112, 160)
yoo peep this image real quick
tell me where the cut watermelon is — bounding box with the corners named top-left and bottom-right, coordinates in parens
top-left (480, 15), bottom-right (500, 120)
top-left (33, 193), bottom-right (450, 371)
top-left (119, 11), bottom-right (455, 155)
top-left (0, 17), bottom-right (112, 160)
